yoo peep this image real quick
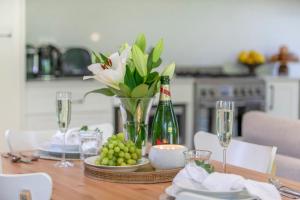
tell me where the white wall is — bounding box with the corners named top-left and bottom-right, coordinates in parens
top-left (26, 0), bottom-right (300, 66)
top-left (0, 0), bottom-right (25, 151)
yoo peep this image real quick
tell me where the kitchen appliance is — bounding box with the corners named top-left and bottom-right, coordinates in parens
top-left (61, 48), bottom-right (92, 76)
top-left (194, 77), bottom-right (265, 137)
top-left (38, 44), bottom-right (61, 78)
top-left (114, 104), bottom-right (186, 144)
top-left (26, 44), bottom-right (39, 79)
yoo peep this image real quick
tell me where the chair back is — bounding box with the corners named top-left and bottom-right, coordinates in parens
top-left (242, 111), bottom-right (300, 159)
top-left (194, 131), bottom-right (277, 173)
top-left (87, 123), bottom-right (113, 144)
top-left (0, 173), bottom-right (52, 200)
top-left (4, 130), bottom-right (55, 152)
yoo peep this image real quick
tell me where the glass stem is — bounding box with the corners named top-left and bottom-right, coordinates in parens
top-left (62, 131), bottom-right (66, 162)
top-left (223, 148), bottom-right (227, 173)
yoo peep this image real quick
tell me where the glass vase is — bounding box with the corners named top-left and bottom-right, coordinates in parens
top-left (118, 97), bottom-right (154, 156)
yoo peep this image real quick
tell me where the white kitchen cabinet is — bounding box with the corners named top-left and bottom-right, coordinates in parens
top-left (25, 80), bottom-right (114, 130)
top-left (265, 77), bottom-right (299, 119)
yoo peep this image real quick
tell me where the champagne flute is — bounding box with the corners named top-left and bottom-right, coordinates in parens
top-left (55, 91), bottom-right (73, 168)
top-left (216, 100), bottom-right (234, 173)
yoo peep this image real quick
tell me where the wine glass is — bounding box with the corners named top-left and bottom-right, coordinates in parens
top-left (55, 91), bottom-right (73, 168)
top-left (216, 100), bottom-right (234, 173)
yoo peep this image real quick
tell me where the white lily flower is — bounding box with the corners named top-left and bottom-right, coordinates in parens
top-left (84, 47), bottom-right (131, 90)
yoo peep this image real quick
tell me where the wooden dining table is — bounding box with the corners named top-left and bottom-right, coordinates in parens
top-left (2, 157), bottom-right (300, 200)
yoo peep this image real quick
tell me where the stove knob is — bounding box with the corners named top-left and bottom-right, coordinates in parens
top-left (209, 90), bottom-right (215, 97)
top-left (201, 90), bottom-right (207, 97)
top-left (248, 89), bottom-right (253, 96)
top-left (240, 89), bottom-right (246, 96)
top-left (233, 88), bottom-right (238, 96)
top-left (256, 88), bottom-right (261, 95)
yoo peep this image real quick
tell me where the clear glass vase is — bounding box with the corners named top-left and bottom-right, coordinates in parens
top-left (118, 97), bottom-right (154, 156)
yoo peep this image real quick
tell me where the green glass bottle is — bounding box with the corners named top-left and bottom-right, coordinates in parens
top-left (151, 76), bottom-right (179, 145)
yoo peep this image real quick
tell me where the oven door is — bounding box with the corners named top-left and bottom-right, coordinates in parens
top-left (114, 104), bottom-right (186, 144)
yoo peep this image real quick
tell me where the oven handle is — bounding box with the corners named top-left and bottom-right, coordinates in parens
top-left (199, 101), bottom-right (246, 108)
top-left (269, 85), bottom-right (274, 110)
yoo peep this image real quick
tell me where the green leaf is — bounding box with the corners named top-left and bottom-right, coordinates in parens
top-left (146, 72), bottom-right (159, 84)
top-left (147, 48), bottom-right (162, 72)
top-left (152, 38), bottom-right (164, 63)
top-left (131, 84), bottom-right (149, 98)
top-left (84, 88), bottom-right (115, 98)
top-left (134, 69), bottom-right (144, 85)
top-left (135, 33), bottom-right (146, 52)
top-left (161, 62), bottom-right (176, 79)
top-left (132, 45), bottom-right (147, 77)
top-left (124, 65), bottom-right (136, 89)
top-left (119, 83), bottom-right (131, 97)
top-left (92, 51), bottom-right (102, 63)
top-left (147, 78), bottom-right (159, 97)
top-left (100, 53), bottom-right (111, 66)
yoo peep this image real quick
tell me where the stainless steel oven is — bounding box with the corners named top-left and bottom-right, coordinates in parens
top-left (114, 104), bottom-right (186, 144)
top-left (194, 77), bottom-right (265, 137)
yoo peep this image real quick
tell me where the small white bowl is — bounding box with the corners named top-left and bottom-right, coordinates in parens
top-left (149, 145), bottom-right (188, 170)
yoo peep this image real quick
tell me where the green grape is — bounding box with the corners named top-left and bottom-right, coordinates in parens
top-left (123, 146), bottom-right (129, 153)
top-left (117, 132), bottom-right (125, 141)
top-left (108, 149), bottom-right (114, 156)
top-left (101, 157), bottom-right (109, 165)
top-left (114, 146), bottom-right (120, 153)
top-left (117, 158), bottom-right (124, 164)
top-left (131, 153), bottom-right (138, 160)
top-left (119, 151), bottom-right (125, 158)
top-left (108, 143), bottom-right (114, 149)
top-left (120, 162), bottom-right (127, 166)
top-left (136, 149), bottom-right (142, 158)
top-left (119, 143), bottom-right (125, 149)
top-left (102, 147), bottom-right (108, 154)
top-left (108, 154), bottom-right (113, 159)
top-left (124, 152), bottom-right (131, 160)
top-left (129, 146), bottom-right (136, 153)
top-left (111, 135), bottom-right (117, 140)
top-left (127, 159), bottom-right (136, 165)
top-left (108, 160), bottom-right (114, 166)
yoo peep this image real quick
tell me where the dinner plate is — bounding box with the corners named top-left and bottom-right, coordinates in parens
top-left (84, 156), bottom-right (150, 172)
top-left (38, 143), bottom-right (80, 154)
top-left (165, 184), bottom-right (255, 200)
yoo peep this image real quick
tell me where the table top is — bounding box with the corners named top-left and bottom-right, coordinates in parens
top-left (2, 157), bottom-right (300, 200)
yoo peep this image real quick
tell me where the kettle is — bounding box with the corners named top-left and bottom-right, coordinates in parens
top-left (38, 44), bottom-right (61, 78)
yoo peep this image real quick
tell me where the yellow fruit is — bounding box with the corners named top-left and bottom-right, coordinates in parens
top-left (239, 51), bottom-right (248, 63)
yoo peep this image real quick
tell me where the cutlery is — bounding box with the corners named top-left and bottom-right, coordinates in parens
top-left (269, 177), bottom-right (300, 199)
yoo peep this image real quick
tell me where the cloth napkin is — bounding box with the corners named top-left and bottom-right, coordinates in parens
top-left (51, 127), bottom-right (80, 145)
top-left (172, 162), bottom-right (281, 200)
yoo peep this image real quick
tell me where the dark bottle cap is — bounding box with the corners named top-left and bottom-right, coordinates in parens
top-left (160, 76), bottom-right (170, 84)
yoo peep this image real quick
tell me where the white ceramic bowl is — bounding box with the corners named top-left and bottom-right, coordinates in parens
top-left (149, 145), bottom-right (188, 170)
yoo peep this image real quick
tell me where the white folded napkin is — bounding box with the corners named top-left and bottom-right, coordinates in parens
top-left (172, 162), bottom-right (281, 200)
top-left (51, 127), bottom-right (80, 146)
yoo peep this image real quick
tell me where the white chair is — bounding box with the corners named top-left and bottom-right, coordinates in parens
top-left (0, 173), bottom-right (52, 200)
top-left (4, 129), bottom-right (55, 152)
top-left (87, 123), bottom-right (114, 144)
top-left (194, 131), bottom-right (277, 173)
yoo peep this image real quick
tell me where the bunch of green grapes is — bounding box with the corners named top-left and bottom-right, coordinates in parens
top-left (95, 132), bottom-right (142, 166)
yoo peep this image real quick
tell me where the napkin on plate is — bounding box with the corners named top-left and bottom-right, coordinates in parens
top-left (51, 127), bottom-right (80, 146)
top-left (172, 162), bottom-right (281, 200)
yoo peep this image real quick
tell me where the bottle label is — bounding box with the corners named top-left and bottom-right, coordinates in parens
top-left (160, 85), bottom-right (171, 101)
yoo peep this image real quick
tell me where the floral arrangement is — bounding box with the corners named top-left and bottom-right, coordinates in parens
top-left (83, 34), bottom-right (175, 98)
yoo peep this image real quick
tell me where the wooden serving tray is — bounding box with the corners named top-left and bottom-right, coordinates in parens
top-left (84, 163), bottom-right (181, 184)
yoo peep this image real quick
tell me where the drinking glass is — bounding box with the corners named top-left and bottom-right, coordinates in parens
top-left (216, 100), bottom-right (234, 173)
top-left (79, 129), bottom-right (102, 160)
top-left (183, 150), bottom-right (212, 167)
top-left (55, 91), bottom-right (73, 168)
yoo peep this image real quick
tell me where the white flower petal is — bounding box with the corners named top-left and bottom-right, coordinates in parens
top-left (87, 63), bottom-right (103, 74)
top-left (120, 46), bottom-right (131, 64)
top-left (109, 52), bottom-right (122, 70)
